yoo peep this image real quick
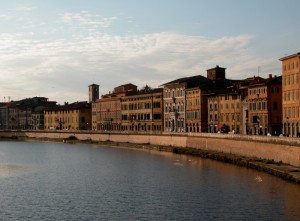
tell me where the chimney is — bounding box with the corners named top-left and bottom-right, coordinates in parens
top-left (269, 74), bottom-right (272, 79)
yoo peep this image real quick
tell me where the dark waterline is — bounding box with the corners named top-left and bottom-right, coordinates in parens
top-left (0, 141), bottom-right (299, 221)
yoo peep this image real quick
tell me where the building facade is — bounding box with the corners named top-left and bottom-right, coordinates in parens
top-left (163, 75), bottom-right (210, 133)
top-left (247, 75), bottom-right (282, 135)
top-left (121, 86), bottom-right (163, 132)
top-left (92, 83), bottom-right (138, 131)
top-left (208, 92), bottom-right (242, 134)
top-left (0, 97), bottom-right (56, 130)
top-left (185, 87), bottom-right (208, 133)
top-left (44, 102), bottom-right (91, 130)
top-left (280, 52), bottom-right (300, 137)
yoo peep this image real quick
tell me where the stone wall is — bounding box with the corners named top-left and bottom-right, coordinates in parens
top-left (1, 131), bottom-right (299, 167)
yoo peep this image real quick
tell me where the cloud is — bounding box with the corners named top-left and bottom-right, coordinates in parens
top-left (0, 11), bottom-right (281, 104)
top-left (61, 11), bottom-right (117, 28)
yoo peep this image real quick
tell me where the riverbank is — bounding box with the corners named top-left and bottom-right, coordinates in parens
top-left (97, 141), bottom-right (300, 184)
top-left (30, 137), bottom-right (300, 184)
top-left (1, 131), bottom-right (300, 184)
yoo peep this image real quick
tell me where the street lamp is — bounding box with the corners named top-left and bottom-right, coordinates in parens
top-left (286, 117), bottom-right (289, 137)
top-left (257, 117), bottom-right (260, 135)
top-left (55, 118), bottom-right (65, 130)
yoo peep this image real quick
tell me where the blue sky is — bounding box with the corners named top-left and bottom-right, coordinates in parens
top-left (0, 0), bottom-right (299, 104)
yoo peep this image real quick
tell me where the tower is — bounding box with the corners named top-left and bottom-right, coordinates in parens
top-left (88, 84), bottom-right (99, 103)
top-left (206, 65), bottom-right (226, 81)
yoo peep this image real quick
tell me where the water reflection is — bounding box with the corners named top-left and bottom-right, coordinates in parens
top-left (128, 147), bottom-right (300, 220)
top-left (0, 141), bottom-right (299, 221)
top-left (0, 164), bottom-right (28, 177)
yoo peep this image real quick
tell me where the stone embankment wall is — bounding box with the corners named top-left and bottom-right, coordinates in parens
top-left (1, 131), bottom-right (300, 167)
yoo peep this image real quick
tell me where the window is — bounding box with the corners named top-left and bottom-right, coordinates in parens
top-left (153, 102), bottom-right (161, 108)
top-left (292, 108), bottom-right (295, 118)
top-left (291, 75), bottom-right (294, 84)
top-left (153, 114), bottom-right (161, 120)
top-left (292, 91), bottom-right (295, 100)
top-left (258, 102), bottom-right (261, 110)
top-left (253, 103), bottom-right (256, 110)
top-left (284, 92), bottom-right (286, 101)
top-left (262, 102), bottom-right (265, 110)
top-left (273, 102), bottom-right (278, 110)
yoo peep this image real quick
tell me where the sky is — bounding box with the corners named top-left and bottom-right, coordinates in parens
top-left (0, 0), bottom-right (299, 104)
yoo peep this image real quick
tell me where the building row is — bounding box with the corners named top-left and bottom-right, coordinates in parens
top-left (91, 65), bottom-right (283, 136)
top-left (0, 52), bottom-right (299, 136)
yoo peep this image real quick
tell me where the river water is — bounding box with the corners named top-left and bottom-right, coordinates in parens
top-left (0, 141), bottom-right (299, 221)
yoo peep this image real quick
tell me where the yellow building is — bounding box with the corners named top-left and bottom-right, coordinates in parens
top-left (44, 102), bottom-right (91, 130)
top-left (121, 86), bottom-right (163, 132)
top-left (185, 87), bottom-right (208, 132)
top-left (280, 52), bottom-right (300, 137)
top-left (208, 91), bottom-right (242, 133)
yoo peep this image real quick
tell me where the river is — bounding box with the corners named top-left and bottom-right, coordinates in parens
top-left (0, 141), bottom-right (299, 221)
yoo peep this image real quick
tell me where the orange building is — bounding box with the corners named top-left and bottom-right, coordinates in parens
top-left (247, 75), bottom-right (282, 135)
top-left (92, 84), bottom-right (137, 131)
top-left (280, 52), bottom-right (300, 137)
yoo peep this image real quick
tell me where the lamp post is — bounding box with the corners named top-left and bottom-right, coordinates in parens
top-left (257, 117), bottom-right (260, 135)
top-left (286, 117), bottom-right (289, 137)
top-left (55, 118), bottom-right (64, 130)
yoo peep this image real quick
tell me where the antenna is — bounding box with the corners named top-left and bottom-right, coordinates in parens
top-left (257, 66), bottom-right (261, 77)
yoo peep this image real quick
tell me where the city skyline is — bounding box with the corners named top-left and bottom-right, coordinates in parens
top-left (0, 0), bottom-right (299, 104)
